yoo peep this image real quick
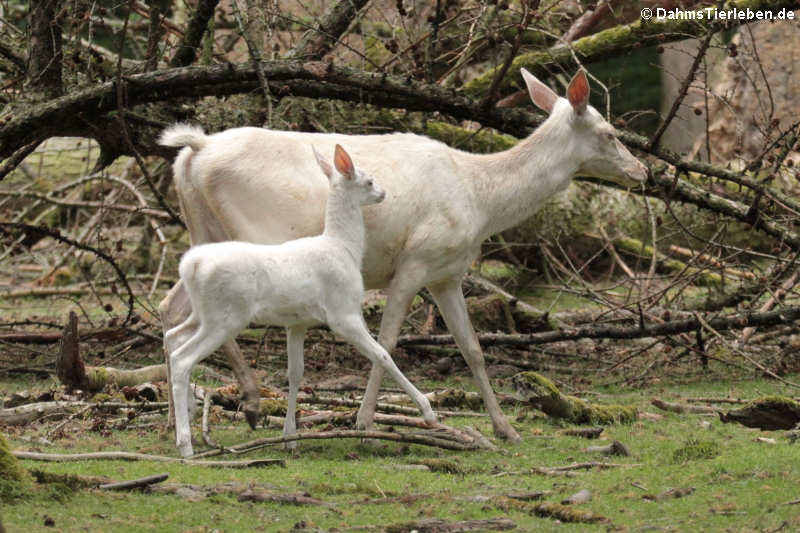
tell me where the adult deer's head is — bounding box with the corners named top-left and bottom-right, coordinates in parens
top-left (521, 68), bottom-right (648, 188)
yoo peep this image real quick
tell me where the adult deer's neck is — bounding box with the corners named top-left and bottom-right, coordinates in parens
top-left (323, 185), bottom-right (365, 264)
top-left (470, 104), bottom-right (579, 240)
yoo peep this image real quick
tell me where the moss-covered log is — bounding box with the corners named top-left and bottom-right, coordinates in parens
top-left (82, 365), bottom-right (168, 392)
top-left (531, 502), bottom-right (609, 524)
top-left (511, 372), bottom-right (637, 424)
top-left (606, 234), bottom-right (724, 287)
top-left (0, 433), bottom-right (31, 502)
top-left (720, 396), bottom-right (800, 430)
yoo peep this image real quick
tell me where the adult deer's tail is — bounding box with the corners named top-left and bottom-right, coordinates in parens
top-left (159, 124), bottom-right (208, 152)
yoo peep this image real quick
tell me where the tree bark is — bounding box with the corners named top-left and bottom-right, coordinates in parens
top-left (287, 0), bottom-right (371, 60)
top-left (28, 0), bottom-right (64, 97)
top-left (169, 0), bottom-right (220, 67)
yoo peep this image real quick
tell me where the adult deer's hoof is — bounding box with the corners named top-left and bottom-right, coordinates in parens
top-left (241, 392), bottom-right (260, 430)
top-left (244, 408), bottom-right (259, 430)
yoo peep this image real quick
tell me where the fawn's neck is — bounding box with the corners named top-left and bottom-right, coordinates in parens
top-left (323, 185), bottom-right (366, 264)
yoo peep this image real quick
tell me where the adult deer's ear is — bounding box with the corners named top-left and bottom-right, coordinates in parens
top-left (334, 144), bottom-right (355, 180)
top-left (312, 145), bottom-right (333, 180)
top-left (567, 69), bottom-right (590, 114)
top-left (521, 68), bottom-right (558, 114)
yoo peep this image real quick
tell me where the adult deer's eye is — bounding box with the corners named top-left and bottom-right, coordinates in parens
top-left (367, 179), bottom-right (373, 186)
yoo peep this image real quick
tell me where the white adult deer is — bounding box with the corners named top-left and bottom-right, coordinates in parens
top-left (164, 144), bottom-right (437, 457)
top-left (159, 68), bottom-right (648, 443)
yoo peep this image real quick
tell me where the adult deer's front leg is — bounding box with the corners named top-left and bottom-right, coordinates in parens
top-left (356, 264), bottom-right (428, 431)
top-left (428, 278), bottom-right (521, 442)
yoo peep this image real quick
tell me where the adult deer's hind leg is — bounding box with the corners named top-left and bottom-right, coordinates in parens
top-left (160, 280), bottom-right (260, 430)
top-left (160, 280), bottom-right (193, 427)
top-left (428, 278), bottom-right (521, 442)
top-left (221, 339), bottom-right (261, 429)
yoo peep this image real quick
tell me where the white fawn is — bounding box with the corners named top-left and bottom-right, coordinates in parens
top-left (164, 144), bottom-right (437, 457)
top-left (159, 68), bottom-right (648, 443)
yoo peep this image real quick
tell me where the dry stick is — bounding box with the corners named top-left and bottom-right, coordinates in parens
top-left (694, 312), bottom-right (800, 388)
top-left (14, 451), bottom-right (285, 468)
top-left (192, 429), bottom-right (482, 459)
top-left (98, 472), bottom-right (169, 491)
top-left (684, 397), bottom-right (752, 405)
top-left (738, 269), bottom-right (800, 344)
top-left (201, 390), bottom-right (221, 449)
top-left (537, 461), bottom-right (639, 473)
top-left (651, 398), bottom-right (720, 415)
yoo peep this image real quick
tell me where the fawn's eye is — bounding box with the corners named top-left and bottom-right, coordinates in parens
top-left (367, 179), bottom-right (373, 186)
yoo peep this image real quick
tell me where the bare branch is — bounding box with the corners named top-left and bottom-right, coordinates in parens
top-left (169, 0), bottom-right (221, 67)
top-left (287, 0), bottom-right (371, 60)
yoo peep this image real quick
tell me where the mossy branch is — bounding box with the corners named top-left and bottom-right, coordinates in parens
top-left (463, 0), bottom-right (800, 98)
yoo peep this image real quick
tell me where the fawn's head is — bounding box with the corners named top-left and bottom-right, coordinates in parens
top-left (313, 144), bottom-right (386, 206)
top-left (521, 68), bottom-right (648, 188)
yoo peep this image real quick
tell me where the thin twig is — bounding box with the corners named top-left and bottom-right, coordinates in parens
top-left (14, 450), bottom-right (285, 468)
top-left (648, 29), bottom-right (715, 150)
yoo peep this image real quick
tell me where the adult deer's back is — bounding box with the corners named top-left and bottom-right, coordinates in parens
top-left (160, 68), bottom-right (648, 440)
top-left (170, 128), bottom-right (480, 288)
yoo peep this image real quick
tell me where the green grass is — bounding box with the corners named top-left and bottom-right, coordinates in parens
top-left (4, 375), bottom-right (800, 532)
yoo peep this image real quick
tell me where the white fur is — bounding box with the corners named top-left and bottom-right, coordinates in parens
top-left (165, 146), bottom-right (436, 457)
top-left (159, 69), bottom-right (648, 442)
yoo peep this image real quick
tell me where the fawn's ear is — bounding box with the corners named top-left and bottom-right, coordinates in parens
top-left (334, 144), bottom-right (355, 180)
top-left (312, 145), bottom-right (334, 180)
top-left (567, 69), bottom-right (590, 114)
top-left (521, 68), bottom-right (558, 114)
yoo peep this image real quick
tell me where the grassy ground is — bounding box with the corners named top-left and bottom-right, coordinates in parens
top-left (3, 371), bottom-right (800, 533)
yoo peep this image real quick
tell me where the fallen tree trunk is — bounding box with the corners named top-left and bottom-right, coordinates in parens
top-left (719, 396), bottom-right (800, 430)
top-left (0, 400), bottom-right (167, 426)
top-left (398, 305), bottom-right (800, 347)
